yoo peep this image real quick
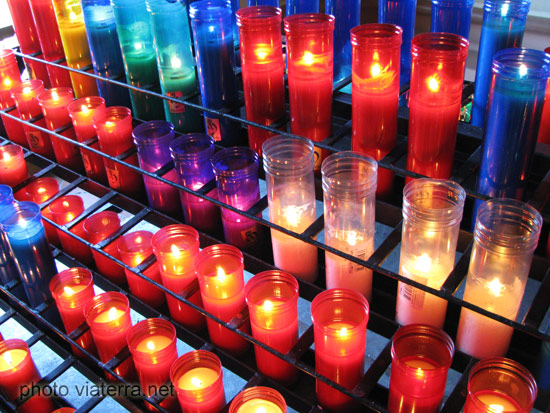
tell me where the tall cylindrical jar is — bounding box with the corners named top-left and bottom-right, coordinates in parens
top-left (457, 199), bottom-right (542, 359)
top-left (189, 0), bottom-right (240, 145)
top-left (284, 13), bottom-right (334, 171)
top-left (263, 136), bottom-right (318, 282)
top-left (431, 0), bottom-right (475, 40)
top-left (286, 0), bottom-right (319, 15)
top-left (0, 185), bottom-right (18, 285)
top-left (322, 152), bottom-right (378, 300)
top-left (538, 46), bottom-right (550, 145)
top-left (146, 0), bottom-right (202, 133)
top-left (396, 179), bottom-right (465, 328)
top-left (407, 33), bottom-right (469, 180)
top-left (236, 6), bottom-right (285, 155)
top-left (476, 48), bottom-right (550, 203)
top-left (351, 24), bottom-right (402, 197)
top-left (471, 0), bottom-right (531, 128)
top-left (248, 0), bottom-right (278, 5)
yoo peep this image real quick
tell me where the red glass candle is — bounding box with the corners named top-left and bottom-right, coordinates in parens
top-left (311, 288), bottom-right (369, 411)
top-left (127, 318), bottom-right (178, 399)
top-left (0, 145), bottom-right (29, 187)
top-left (24, 177), bottom-right (60, 245)
top-left (83, 211), bottom-right (125, 285)
top-left (93, 107), bottom-right (143, 196)
top-left (538, 47), bottom-right (550, 144)
top-left (194, 244), bottom-right (250, 355)
top-left (49, 267), bottom-right (96, 356)
top-left (351, 24), bottom-right (402, 197)
top-left (464, 358), bottom-right (537, 413)
top-left (170, 350), bottom-right (226, 412)
top-left (236, 6), bottom-right (285, 155)
top-left (117, 230), bottom-right (165, 307)
top-left (11, 80), bottom-right (55, 159)
top-left (245, 270), bottom-right (299, 383)
top-left (284, 13), bottom-right (334, 171)
top-left (49, 194), bottom-right (92, 264)
top-left (407, 33), bottom-right (469, 180)
top-left (27, 0), bottom-right (72, 88)
top-left (67, 97), bottom-right (107, 184)
top-left (229, 386), bottom-right (286, 413)
top-left (37, 88), bottom-right (83, 173)
top-left (151, 224), bottom-right (205, 331)
top-left (0, 49), bottom-right (27, 148)
top-left (388, 324), bottom-right (455, 413)
top-left (84, 291), bottom-right (134, 379)
top-left (0, 339), bottom-right (54, 413)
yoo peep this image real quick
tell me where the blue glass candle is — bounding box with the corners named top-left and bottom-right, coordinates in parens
top-left (212, 147), bottom-right (261, 249)
top-left (477, 49), bottom-right (550, 205)
top-left (286, 0), bottom-right (319, 15)
top-left (170, 134), bottom-right (220, 232)
top-left (146, 0), bottom-right (202, 133)
top-left (248, 0), bottom-right (279, 6)
top-left (81, 0), bottom-right (131, 107)
top-left (379, 0), bottom-right (417, 85)
top-left (0, 185), bottom-right (18, 285)
top-left (471, 0), bottom-right (531, 128)
top-left (110, 0), bottom-right (165, 120)
top-left (1, 202), bottom-right (57, 308)
top-left (133, 120), bottom-right (181, 216)
top-left (189, 1), bottom-right (241, 146)
top-left (431, 0), bottom-right (474, 39)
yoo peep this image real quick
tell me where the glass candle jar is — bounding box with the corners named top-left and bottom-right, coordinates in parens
top-left (0, 185), bottom-right (18, 285)
top-left (236, 6), bottom-right (285, 155)
top-left (407, 33), bottom-right (469, 180)
top-left (212, 147), bottom-right (262, 249)
top-left (431, 0), bottom-right (475, 39)
top-left (388, 324), bottom-right (455, 413)
top-left (170, 134), bottom-right (220, 232)
top-left (189, 0), bottom-right (240, 145)
top-left (538, 46), bottom-right (550, 145)
top-left (396, 179), bottom-right (465, 328)
top-left (311, 288), bottom-right (369, 411)
top-left (133, 121), bottom-right (181, 215)
top-left (457, 199), bottom-right (542, 359)
top-left (146, 0), bottom-right (202, 133)
top-left (322, 151), bottom-right (378, 300)
top-left (471, 0), bottom-right (531, 128)
top-left (286, 0), bottom-right (319, 15)
top-left (229, 386), bottom-right (287, 412)
top-left (477, 48), bottom-right (550, 203)
top-left (284, 13), bottom-right (334, 171)
top-left (0, 49), bottom-right (27, 148)
top-left (24, 177), bottom-right (60, 246)
top-left (245, 270), bottom-right (299, 383)
top-left (248, 0), bottom-right (279, 6)
top-left (0, 145), bottom-right (29, 188)
top-left (263, 136), bottom-right (318, 282)
top-left (351, 24), bottom-right (401, 198)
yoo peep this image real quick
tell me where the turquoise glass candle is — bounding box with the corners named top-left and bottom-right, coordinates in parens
top-left (431, 0), bottom-right (475, 40)
top-left (0, 185), bottom-right (18, 285)
top-left (111, 0), bottom-right (164, 120)
top-left (146, 0), bottom-right (202, 133)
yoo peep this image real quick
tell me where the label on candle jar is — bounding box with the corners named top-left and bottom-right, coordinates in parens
top-left (27, 131), bottom-right (45, 150)
top-left (348, 249), bottom-right (369, 273)
top-left (241, 226), bottom-right (259, 246)
top-left (106, 167), bottom-right (121, 189)
top-left (314, 147), bottom-right (322, 171)
top-left (399, 275), bottom-right (428, 309)
top-left (166, 91), bottom-right (186, 114)
top-left (82, 153), bottom-right (92, 175)
top-left (205, 117), bottom-right (221, 142)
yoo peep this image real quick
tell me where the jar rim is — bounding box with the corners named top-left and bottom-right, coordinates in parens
top-left (284, 13), bottom-right (335, 34)
top-left (351, 24), bottom-right (403, 48)
top-left (170, 134), bottom-right (215, 161)
top-left (189, 0), bottom-right (231, 20)
top-left (262, 135), bottom-right (314, 177)
top-left (132, 120), bottom-right (175, 146)
top-left (211, 147), bottom-right (259, 179)
top-left (311, 288), bottom-right (369, 335)
top-left (236, 5), bottom-right (281, 27)
top-left (321, 151), bottom-right (378, 197)
top-left (67, 96), bottom-right (106, 114)
top-left (484, 0), bottom-right (531, 17)
top-left (492, 48), bottom-right (550, 81)
top-left (411, 32), bottom-right (469, 61)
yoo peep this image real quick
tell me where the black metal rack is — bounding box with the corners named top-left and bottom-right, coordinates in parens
top-left (0, 37), bottom-right (550, 412)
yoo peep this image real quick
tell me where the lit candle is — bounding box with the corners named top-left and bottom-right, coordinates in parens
top-left (0, 145), bottom-right (29, 187)
top-left (0, 49), bottom-right (27, 148)
top-left (194, 244), bottom-right (250, 355)
top-left (229, 386), bottom-right (286, 413)
top-left (388, 324), bottom-right (455, 413)
top-left (23, 177), bottom-right (60, 246)
top-left (151, 224), bottom-right (205, 330)
top-left (311, 288), bottom-right (369, 411)
top-left (245, 270), bottom-right (299, 383)
top-left (170, 350), bottom-right (226, 412)
top-left (118, 230), bottom-right (165, 307)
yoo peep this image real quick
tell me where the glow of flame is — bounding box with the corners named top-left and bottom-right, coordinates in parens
top-left (17, 217), bottom-right (27, 228)
top-left (81, 104), bottom-right (89, 114)
top-left (38, 187), bottom-right (46, 194)
top-left (301, 51), bottom-right (315, 66)
top-left (262, 300), bottom-right (274, 311)
top-left (69, 11), bottom-right (77, 21)
top-left (489, 405), bottom-right (504, 413)
top-left (134, 42), bottom-right (143, 51)
top-left (427, 75), bottom-right (440, 92)
top-left (255, 47), bottom-right (269, 60)
top-left (135, 236), bottom-right (142, 244)
top-left (2, 152), bottom-right (11, 162)
top-left (338, 327), bottom-right (348, 337)
top-left (501, 3), bottom-right (509, 16)
top-left (417, 253), bottom-right (432, 272)
top-left (216, 267), bottom-right (226, 282)
top-left (171, 56), bottom-right (182, 69)
top-left (51, 90), bottom-right (59, 101)
top-left (346, 231), bottom-right (358, 247)
top-left (146, 340), bottom-right (155, 351)
top-left (256, 408), bottom-right (267, 413)
top-left (63, 286), bottom-right (76, 296)
top-left (23, 86), bottom-right (32, 95)
top-left (62, 200), bottom-right (70, 208)
top-left (107, 306), bottom-right (119, 321)
top-left (371, 62), bottom-right (382, 78)
top-left (519, 63), bottom-right (528, 78)
top-left (191, 377), bottom-right (203, 387)
top-left (488, 278), bottom-right (504, 297)
top-left (2, 351), bottom-right (13, 366)
top-left (3, 78), bottom-right (12, 88)
top-left (170, 244), bottom-right (181, 257)
top-left (105, 121), bottom-right (115, 128)
top-left (284, 206), bottom-right (300, 228)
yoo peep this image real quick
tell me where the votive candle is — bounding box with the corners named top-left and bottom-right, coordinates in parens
top-left (229, 386), bottom-right (286, 413)
top-left (0, 145), bottom-right (29, 188)
top-left (0, 185), bottom-right (18, 285)
top-left (24, 177), bottom-right (60, 246)
top-left (0, 49), bottom-right (27, 148)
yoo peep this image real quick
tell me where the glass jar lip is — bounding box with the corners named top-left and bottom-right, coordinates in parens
top-left (229, 386), bottom-right (286, 412)
top-left (170, 350), bottom-right (223, 391)
top-left (0, 201), bottom-right (41, 229)
top-left (0, 144), bottom-right (23, 159)
top-left (311, 288), bottom-right (370, 334)
top-left (284, 13), bottom-right (335, 34)
top-left (118, 230), bottom-right (154, 255)
top-left (321, 151), bottom-right (378, 197)
top-left (194, 244), bottom-right (243, 277)
top-left (37, 87), bottom-right (74, 106)
top-left (236, 6), bottom-right (281, 27)
top-left (411, 32), bottom-right (469, 61)
top-left (351, 23), bottom-right (403, 48)
top-left (211, 147), bottom-right (259, 179)
top-left (49, 267), bottom-right (94, 301)
top-left (11, 79), bottom-right (45, 97)
top-left (145, 0), bottom-right (185, 14)
top-left (84, 291), bottom-right (130, 325)
top-left (132, 120), bottom-right (175, 146)
top-left (262, 135), bottom-right (314, 177)
top-left (0, 339), bottom-right (30, 368)
top-left (492, 48), bottom-right (550, 81)
top-left (0, 48), bottom-right (15, 63)
top-left (83, 210), bottom-right (121, 237)
top-left (0, 185), bottom-right (13, 206)
top-left (245, 270), bottom-right (299, 307)
top-left (67, 96), bottom-right (106, 114)
top-left (93, 106), bottom-right (132, 125)
top-left (189, 0), bottom-right (231, 20)
top-left (127, 318), bottom-right (177, 354)
top-left (484, 0), bottom-right (531, 17)
top-left (25, 177), bottom-right (59, 202)
top-left (432, 0), bottom-right (474, 6)
top-left (151, 224), bottom-right (199, 257)
top-left (49, 195), bottom-right (84, 216)
top-left (170, 134), bottom-right (215, 161)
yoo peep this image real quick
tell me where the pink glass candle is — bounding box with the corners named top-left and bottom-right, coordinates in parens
top-left (83, 211), bottom-right (125, 285)
top-left (67, 97), bottom-right (107, 184)
top-left (49, 194), bottom-right (92, 265)
top-left (93, 107), bottom-right (143, 196)
top-left (151, 224), bottom-right (205, 331)
top-left (351, 24), bottom-right (402, 197)
top-left (0, 145), bottom-right (29, 187)
top-left (388, 324), bottom-right (455, 413)
top-left (245, 270), bottom-right (299, 383)
top-left (37, 88), bottom-right (83, 172)
top-left (0, 49), bottom-right (27, 148)
top-left (311, 288), bottom-right (369, 411)
top-left (118, 230), bottom-right (165, 307)
top-left (229, 386), bottom-right (286, 413)
top-left (194, 244), bottom-right (250, 355)
top-left (24, 177), bottom-right (60, 245)
top-left (284, 13), bottom-right (334, 171)
top-left (407, 33), bottom-right (468, 180)
top-left (170, 350), bottom-right (226, 412)
top-left (464, 358), bottom-right (537, 413)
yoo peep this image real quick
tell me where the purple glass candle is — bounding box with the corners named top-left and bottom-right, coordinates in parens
top-left (170, 134), bottom-right (221, 232)
top-left (212, 147), bottom-right (261, 249)
top-left (132, 121), bottom-right (182, 216)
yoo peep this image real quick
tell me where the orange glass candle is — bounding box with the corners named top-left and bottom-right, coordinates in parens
top-left (0, 145), bottom-right (28, 187)
top-left (24, 177), bottom-right (60, 245)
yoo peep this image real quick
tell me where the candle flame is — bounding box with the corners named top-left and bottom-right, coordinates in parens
top-left (81, 104), bottom-right (89, 114)
top-left (283, 206), bottom-right (301, 228)
top-left (146, 340), bottom-right (155, 351)
top-left (501, 3), bottom-right (509, 16)
top-left (427, 75), bottom-right (440, 93)
top-left (107, 306), bottom-right (119, 321)
top-left (2, 152), bottom-right (11, 162)
top-left (338, 327), bottom-right (348, 337)
top-left (301, 51), bottom-right (315, 66)
top-left (170, 244), bottom-right (181, 256)
top-left (134, 42), bottom-right (143, 51)
top-left (417, 253), bottom-right (432, 272)
top-left (256, 408), bottom-right (267, 413)
top-left (171, 56), bottom-right (182, 69)
top-left (37, 187), bottom-right (46, 194)
top-left (191, 377), bottom-right (203, 387)
top-left (3, 78), bottom-right (12, 88)
top-left (2, 351), bottom-right (13, 366)
top-left (51, 90), bottom-right (59, 101)
top-left (63, 286), bottom-right (76, 296)
top-left (105, 121), bottom-right (115, 129)
top-left (489, 405), bottom-right (504, 413)
top-left (216, 266), bottom-right (226, 282)
top-left (23, 86), bottom-right (32, 95)
top-left (69, 11), bottom-right (77, 21)
top-left (488, 278), bottom-right (504, 297)
top-left (255, 47), bottom-right (270, 60)
top-left (519, 64), bottom-right (528, 78)
top-left (370, 62), bottom-right (382, 78)
top-left (262, 300), bottom-right (274, 311)
top-left (135, 236), bottom-right (142, 244)
top-left (346, 231), bottom-right (358, 247)
top-left (17, 217), bottom-right (27, 228)
top-left (62, 200), bottom-right (70, 208)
